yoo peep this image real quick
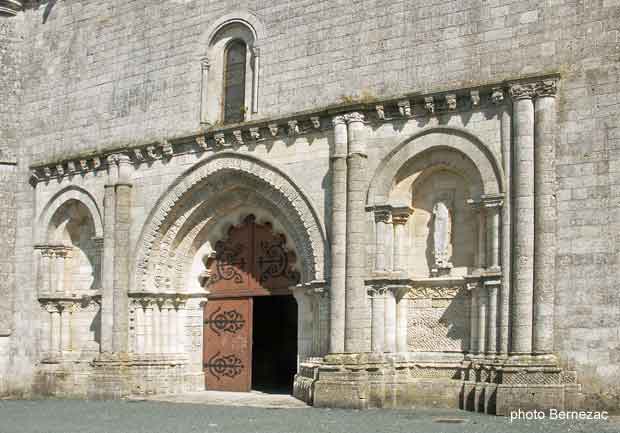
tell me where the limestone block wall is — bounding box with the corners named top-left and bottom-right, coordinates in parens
top-left (0, 0), bottom-right (618, 407)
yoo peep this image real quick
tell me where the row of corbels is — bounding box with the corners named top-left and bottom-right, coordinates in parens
top-left (30, 140), bottom-right (175, 183)
top-left (375, 87), bottom-right (505, 120)
top-left (195, 116), bottom-right (323, 150)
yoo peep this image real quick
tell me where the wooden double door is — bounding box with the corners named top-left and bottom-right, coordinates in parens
top-left (202, 215), bottom-right (300, 392)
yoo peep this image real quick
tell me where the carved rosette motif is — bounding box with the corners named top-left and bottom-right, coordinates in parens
top-left (509, 83), bottom-right (537, 100)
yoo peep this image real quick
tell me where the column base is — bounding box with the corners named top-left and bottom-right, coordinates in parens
top-left (294, 353), bottom-right (583, 415)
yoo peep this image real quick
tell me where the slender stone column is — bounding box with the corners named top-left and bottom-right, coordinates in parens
top-left (40, 249), bottom-right (51, 294)
top-left (476, 208), bottom-right (486, 270)
top-left (55, 251), bottom-right (64, 294)
top-left (484, 198), bottom-right (503, 272)
top-left (251, 48), bottom-right (260, 113)
top-left (533, 80), bottom-right (558, 355)
top-left (396, 291), bottom-right (409, 352)
top-left (370, 288), bottom-right (385, 353)
top-left (144, 302), bottom-right (154, 353)
top-left (392, 207), bottom-right (413, 273)
top-left (101, 155), bottom-right (117, 353)
top-left (152, 302), bottom-right (161, 353)
top-left (384, 289), bottom-right (397, 353)
top-left (168, 303), bottom-right (177, 353)
top-left (161, 302), bottom-right (170, 353)
top-left (469, 284), bottom-right (479, 354)
top-left (329, 115), bottom-right (348, 354)
top-left (496, 88), bottom-right (512, 356)
top-left (199, 57), bottom-right (210, 124)
top-left (477, 286), bottom-right (487, 354)
top-left (176, 303), bottom-right (186, 353)
top-left (373, 206), bottom-right (392, 272)
top-left (113, 154), bottom-right (132, 353)
top-left (49, 305), bottom-right (61, 356)
top-left (344, 112), bottom-right (370, 353)
top-left (60, 304), bottom-right (72, 351)
top-left (135, 302), bottom-right (145, 354)
top-left (509, 83), bottom-right (536, 355)
top-left (486, 280), bottom-right (500, 355)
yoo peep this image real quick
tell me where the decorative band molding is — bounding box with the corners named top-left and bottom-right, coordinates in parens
top-left (28, 75), bottom-right (560, 185)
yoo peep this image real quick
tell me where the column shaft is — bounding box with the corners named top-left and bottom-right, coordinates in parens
top-left (510, 86), bottom-right (536, 355)
top-left (370, 291), bottom-right (385, 352)
top-left (329, 116), bottom-right (347, 354)
top-left (533, 85), bottom-right (557, 355)
top-left (101, 184), bottom-right (115, 353)
top-left (113, 173), bottom-right (132, 353)
top-left (51, 309), bottom-right (61, 354)
top-left (344, 113), bottom-right (370, 352)
top-left (61, 307), bottom-right (71, 351)
top-left (486, 284), bottom-right (499, 354)
top-left (499, 103), bottom-right (512, 356)
top-left (200, 58), bottom-right (210, 123)
top-left (145, 305), bottom-right (154, 353)
top-left (477, 211), bottom-right (486, 269)
top-left (469, 288), bottom-right (479, 354)
top-left (161, 305), bottom-right (169, 353)
top-left (384, 290), bottom-right (397, 352)
top-left (396, 295), bottom-right (408, 352)
top-left (152, 304), bottom-right (160, 353)
top-left (478, 287), bottom-right (487, 354)
top-left (176, 306), bottom-right (186, 353)
top-left (135, 304), bottom-right (145, 353)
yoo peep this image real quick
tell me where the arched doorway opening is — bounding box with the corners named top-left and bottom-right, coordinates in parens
top-left (202, 215), bottom-right (299, 393)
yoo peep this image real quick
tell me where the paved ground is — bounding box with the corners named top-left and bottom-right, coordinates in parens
top-left (130, 390), bottom-right (309, 408)
top-left (0, 399), bottom-right (618, 433)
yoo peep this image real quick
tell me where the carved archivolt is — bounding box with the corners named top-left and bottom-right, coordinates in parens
top-left (132, 152), bottom-right (327, 292)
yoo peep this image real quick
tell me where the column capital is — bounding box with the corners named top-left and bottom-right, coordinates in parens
top-left (373, 205), bottom-right (392, 223)
top-left (200, 57), bottom-right (210, 70)
top-left (332, 115), bottom-right (347, 127)
top-left (534, 80), bottom-right (558, 98)
top-left (391, 206), bottom-right (413, 224)
top-left (344, 111), bottom-right (365, 124)
top-left (509, 83), bottom-right (536, 100)
top-left (481, 193), bottom-right (504, 209)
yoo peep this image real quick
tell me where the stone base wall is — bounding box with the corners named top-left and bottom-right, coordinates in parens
top-left (295, 354), bottom-right (584, 415)
top-left (31, 354), bottom-right (204, 400)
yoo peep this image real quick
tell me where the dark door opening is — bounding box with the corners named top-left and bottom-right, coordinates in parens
top-left (252, 295), bottom-right (298, 394)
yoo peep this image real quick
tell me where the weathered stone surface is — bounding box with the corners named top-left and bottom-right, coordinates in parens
top-left (0, 0), bottom-right (619, 414)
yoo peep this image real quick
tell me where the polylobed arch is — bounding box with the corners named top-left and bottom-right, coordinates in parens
top-left (367, 126), bottom-right (504, 206)
top-left (132, 152), bottom-right (327, 293)
top-left (37, 186), bottom-right (103, 244)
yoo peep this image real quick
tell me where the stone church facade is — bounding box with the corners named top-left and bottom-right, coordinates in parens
top-left (0, 0), bottom-right (619, 416)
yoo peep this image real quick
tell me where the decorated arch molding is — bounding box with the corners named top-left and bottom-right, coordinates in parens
top-left (198, 10), bottom-right (266, 55)
top-left (36, 186), bottom-right (103, 244)
top-left (367, 126), bottom-right (504, 206)
top-left (132, 152), bottom-right (327, 292)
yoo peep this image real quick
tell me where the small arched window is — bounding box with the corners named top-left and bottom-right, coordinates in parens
top-left (223, 40), bottom-right (247, 124)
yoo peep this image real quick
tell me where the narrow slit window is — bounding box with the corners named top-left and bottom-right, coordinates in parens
top-left (223, 40), bottom-right (247, 124)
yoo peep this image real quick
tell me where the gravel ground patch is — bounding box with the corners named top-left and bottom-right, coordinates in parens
top-left (0, 400), bottom-right (618, 433)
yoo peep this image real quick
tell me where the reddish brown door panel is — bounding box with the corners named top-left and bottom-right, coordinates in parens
top-left (205, 215), bottom-right (300, 298)
top-left (203, 298), bottom-right (252, 392)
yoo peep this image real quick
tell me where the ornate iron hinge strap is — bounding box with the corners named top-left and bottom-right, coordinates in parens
top-left (204, 307), bottom-right (246, 336)
top-left (205, 352), bottom-right (244, 381)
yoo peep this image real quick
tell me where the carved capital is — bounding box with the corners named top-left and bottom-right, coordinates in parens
top-left (344, 111), bottom-right (365, 124)
top-left (310, 116), bottom-right (321, 129)
top-left (509, 83), bottom-right (536, 100)
top-left (331, 115), bottom-right (346, 127)
top-left (373, 205), bottom-right (392, 223)
top-left (56, 164), bottom-right (65, 177)
top-left (161, 140), bottom-right (174, 158)
top-left (196, 135), bottom-right (208, 150)
top-left (391, 206), bottom-right (413, 225)
top-left (367, 285), bottom-right (388, 297)
top-left (200, 57), bottom-right (210, 70)
top-left (214, 133), bottom-right (226, 148)
top-left (535, 80), bottom-right (558, 98)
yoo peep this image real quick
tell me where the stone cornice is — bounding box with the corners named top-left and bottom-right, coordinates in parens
top-left (28, 73), bottom-right (560, 185)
